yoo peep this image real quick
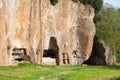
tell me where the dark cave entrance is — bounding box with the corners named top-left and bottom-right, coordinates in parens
top-left (12, 48), bottom-right (27, 61)
top-left (43, 37), bottom-right (59, 65)
top-left (83, 36), bottom-right (106, 65)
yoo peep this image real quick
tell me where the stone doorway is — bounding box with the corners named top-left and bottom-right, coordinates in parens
top-left (43, 37), bottom-right (59, 65)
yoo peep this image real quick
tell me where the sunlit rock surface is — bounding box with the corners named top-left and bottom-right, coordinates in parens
top-left (0, 0), bottom-right (95, 65)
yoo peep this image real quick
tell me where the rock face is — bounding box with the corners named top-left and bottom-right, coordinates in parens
top-left (0, 3), bottom-right (9, 66)
top-left (84, 36), bottom-right (116, 65)
top-left (41, 0), bottom-right (96, 65)
top-left (0, 0), bottom-right (96, 66)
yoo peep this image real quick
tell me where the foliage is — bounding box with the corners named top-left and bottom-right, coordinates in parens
top-left (116, 53), bottom-right (120, 63)
top-left (50, 0), bottom-right (58, 6)
top-left (0, 63), bottom-right (120, 80)
top-left (79, 0), bottom-right (89, 4)
top-left (50, 0), bottom-right (103, 12)
top-left (7, 45), bottom-right (11, 50)
top-left (79, 0), bottom-right (103, 13)
top-left (92, 0), bottom-right (103, 13)
top-left (95, 6), bottom-right (120, 56)
top-left (116, 50), bottom-right (120, 63)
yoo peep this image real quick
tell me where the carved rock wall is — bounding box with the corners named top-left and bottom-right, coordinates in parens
top-left (41, 0), bottom-right (95, 65)
top-left (0, 0), bottom-right (95, 65)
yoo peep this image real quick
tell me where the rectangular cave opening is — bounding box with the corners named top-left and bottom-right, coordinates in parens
top-left (42, 36), bottom-right (59, 65)
top-left (43, 49), bottom-right (58, 58)
top-left (43, 49), bottom-right (59, 65)
top-left (12, 48), bottom-right (29, 62)
top-left (62, 53), bottom-right (70, 64)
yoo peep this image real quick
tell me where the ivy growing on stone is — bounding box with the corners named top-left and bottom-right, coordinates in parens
top-left (50, 0), bottom-right (58, 6)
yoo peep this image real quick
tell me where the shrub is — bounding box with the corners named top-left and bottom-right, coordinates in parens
top-left (79, 0), bottom-right (103, 13)
top-left (7, 45), bottom-right (11, 50)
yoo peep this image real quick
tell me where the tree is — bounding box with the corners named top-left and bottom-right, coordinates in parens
top-left (79, 0), bottom-right (103, 13)
top-left (88, 0), bottom-right (94, 4)
top-left (95, 7), bottom-right (120, 55)
top-left (92, 0), bottom-right (103, 13)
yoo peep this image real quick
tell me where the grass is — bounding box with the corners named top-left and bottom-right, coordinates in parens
top-left (0, 63), bottom-right (120, 80)
top-left (63, 65), bottom-right (120, 80)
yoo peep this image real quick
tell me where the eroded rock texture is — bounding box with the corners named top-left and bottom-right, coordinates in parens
top-left (0, 3), bottom-right (8, 66)
top-left (0, 0), bottom-right (96, 65)
top-left (41, 0), bottom-right (95, 65)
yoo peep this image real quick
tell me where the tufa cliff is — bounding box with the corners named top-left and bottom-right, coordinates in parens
top-left (0, 0), bottom-right (114, 66)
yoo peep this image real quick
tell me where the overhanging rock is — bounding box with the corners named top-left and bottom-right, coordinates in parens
top-left (83, 36), bottom-right (116, 65)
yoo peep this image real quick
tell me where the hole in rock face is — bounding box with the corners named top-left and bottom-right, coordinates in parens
top-left (83, 36), bottom-right (106, 65)
top-left (12, 48), bottom-right (29, 62)
top-left (43, 49), bottom-right (58, 58)
top-left (43, 37), bottom-right (59, 65)
top-left (63, 53), bottom-right (65, 58)
top-left (64, 44), bottom-right (66, 48)
top-left (62, 53), bottom-right (70, 64)
top-left (63, 59), bottom-right (66, 64)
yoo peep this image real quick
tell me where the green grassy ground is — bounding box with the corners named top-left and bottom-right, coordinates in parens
top-left (0, 63), bottom-right (120, 80)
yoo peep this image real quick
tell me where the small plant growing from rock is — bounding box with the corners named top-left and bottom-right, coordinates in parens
top-left (7, 45), bottom-right (11, 50)
top-left (50, 0), bottom-right (58, 6)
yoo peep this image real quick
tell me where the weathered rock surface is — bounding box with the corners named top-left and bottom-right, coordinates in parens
top-left (0, 3), bottom-right (9, 66)
top-left (0, 0), bottom-right (96, 65)
top-left (41, 0), bottom-right (95, 65)
top-left (84, 36), bottom-right (116, 65)
top-left (42, 57), bottom-right (56, 65)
